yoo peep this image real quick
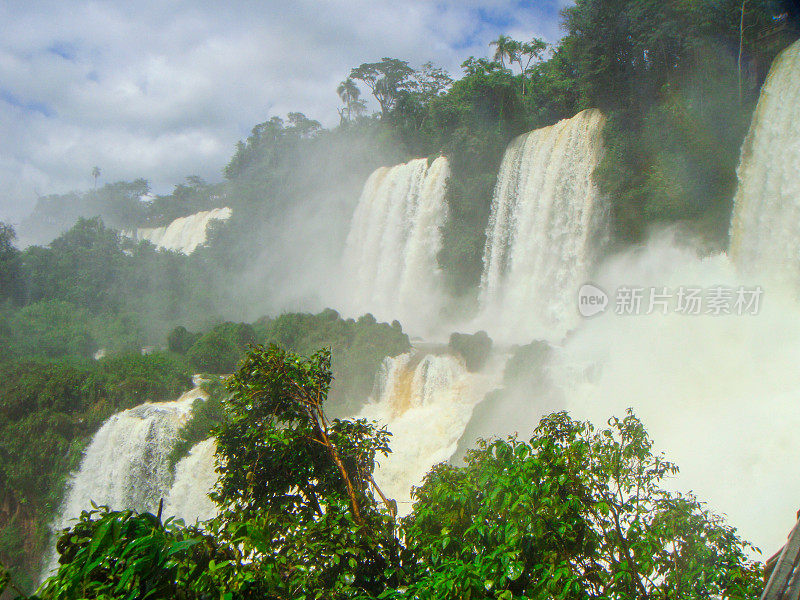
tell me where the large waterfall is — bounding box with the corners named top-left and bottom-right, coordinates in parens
top-left (126, 207), bottom-right (232, 254)
top-left (358, 351), bottom-right (502, 514)
top-left (479, 109), bottom-right (607, 341)
top-left (340, 157), bottom-right (449, 334)
top-left (44, 386), bottom-right (207, 574)
top-left (729, 40), bottom-right (800, 289)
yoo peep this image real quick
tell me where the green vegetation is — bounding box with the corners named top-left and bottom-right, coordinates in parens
top-left (16, 2), bottom-right (793, 301)
top-left (185, 322), bottom-right (256, 375)
top-left (0, 1), bottom-right (796, 594)
top-left (258, 309), bottom-right (410, 413)
top-left (19, 345), bottom-right (762, 599)
top-left (166, 309), bottom-right (411, 468)
top-left (0, 302), bottom-right (407, 588)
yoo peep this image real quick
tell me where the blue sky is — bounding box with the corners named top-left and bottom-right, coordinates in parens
top-left (0, 0), bottom-right (570, 224)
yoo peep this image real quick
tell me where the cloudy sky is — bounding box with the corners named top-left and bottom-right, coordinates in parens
top-left (0, 0), bottom-right (570, 224)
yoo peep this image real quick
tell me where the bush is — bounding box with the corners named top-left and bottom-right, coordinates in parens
top-left (448, 330), bottom-right (493, 371)
top-left (167, 325), bottom-right (201, 354)
top-left (186, 322), bottom-right (255, 374)
top-left (261, 309), bottom-right (411, 413)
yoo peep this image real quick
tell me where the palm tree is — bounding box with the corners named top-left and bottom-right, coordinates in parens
top-left (336, 78), bottom-right (361, 122)
top-left (91, 166), bottom-right (101, 189)
top-left (490, 35), bottom-right (514, 69)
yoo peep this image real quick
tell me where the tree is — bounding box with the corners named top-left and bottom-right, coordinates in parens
top-left (91, 166), bottom-right (100, 189)
top-left (0, 223), bottom-right (21, 303)
top-left (337, 77), bottom-right (362, 122)
top-left (490, 34), bottom-right (515, 69)
top-left (513, 38), bottom-right (549, 96)
top-left (287, 112), bottom-right (323, 138)
top-left (403, 411), bottom-right (763, 599)
top-left (349, 58), bottom-right (416, 118)
top-left (33, 345), bottom-right (763, 600)
top-left (415, 62), bottom-right (454, 99)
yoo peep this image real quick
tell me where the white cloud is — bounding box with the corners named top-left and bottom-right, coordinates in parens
top-left (0, 0), bottom-right (568, 224)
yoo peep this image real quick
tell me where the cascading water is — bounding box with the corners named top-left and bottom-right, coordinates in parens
top-left (730, 39), bottom-right (800, 290)
top-left (479, 109), bottom-right (608, 341)
top-left (44, 386), bottom-right (207, 575)
top-left (340, 157), bottom-right (449, 334)
top-left (164, 438), bottom-right (218, 523)
top-left (126, 207), bottom-right (232, 254)
top-left (358, 351), bottom-right (503, 515)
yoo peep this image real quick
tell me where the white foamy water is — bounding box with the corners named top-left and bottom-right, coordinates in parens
top-left (45, 386), bottom-right (207, 575)
top-left (479, 109), bottom-right (608, 341)
top-left (548, 233), bottom-right (800, 555)
top-left (340, 157), bottom-right (449, 334)
top-left (358, 351), bottom-right (503, 514)
top-left (164, 438), bottom-right (218, 523)
top-left (126, 207), bottom-right (232, 254)
top-left (730, 40), bottom-right (800, 290)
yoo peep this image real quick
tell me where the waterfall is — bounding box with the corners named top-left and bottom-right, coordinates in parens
top-left (126, 207), bottom-right (232, 254)
top-left (358, 351), bottom-right (502, 514)
top-left (730, 39), bottom-right (800, 288)
top-left (341, 157), bottom-right (449, 334)
top-left (44, 387), bottom-right (206, 575)
top-left (479, 109), bottom-right (607, 341)
top-left (164, 438), bottom-right (218, 523)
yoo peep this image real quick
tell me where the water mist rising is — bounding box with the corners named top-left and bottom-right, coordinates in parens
top-left (730, 40), bottom-right (800, 288)
top-left (546, 233), bottom-right (800, 554)
top-left (341, 157), bottom-right (449, 334)
top-left (126, 207), bottom-right (232, 254)
top-left (479, 109), bottom-right (607, 341)
top-left (358, 351), bottom-right (502, 514)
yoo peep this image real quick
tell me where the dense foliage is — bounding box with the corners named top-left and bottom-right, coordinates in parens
top-left (4, 218), bottom-right (215, 354)
top-left (165, 309), bottom-right (411, 468)
top-left (13, 346), bottom-right (762, 600)
top-left (256, 309), bottom-right (410, 414)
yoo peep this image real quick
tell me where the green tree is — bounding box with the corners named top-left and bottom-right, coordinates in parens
top-left (33, 348), bottom-right (764, 600)
top-left (350, 58), bottom-right (416, 118)
top-left (0, 223), bottom-right (21, 304)
top-left (490, 34), bottom-right (515, 69)
top-left (513, 38), bottom-right (549, 96)
top-left (90, 166), bottom-right (100, 189)
top-left (186, 322), bottom-right (255, 374)
top-left (337, 77), bottom-right (362, 122)
top-left (403, 411), bottom-right (763, 599)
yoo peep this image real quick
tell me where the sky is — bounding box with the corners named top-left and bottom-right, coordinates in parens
top-left (0, 0), bottom-right (570, 224)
